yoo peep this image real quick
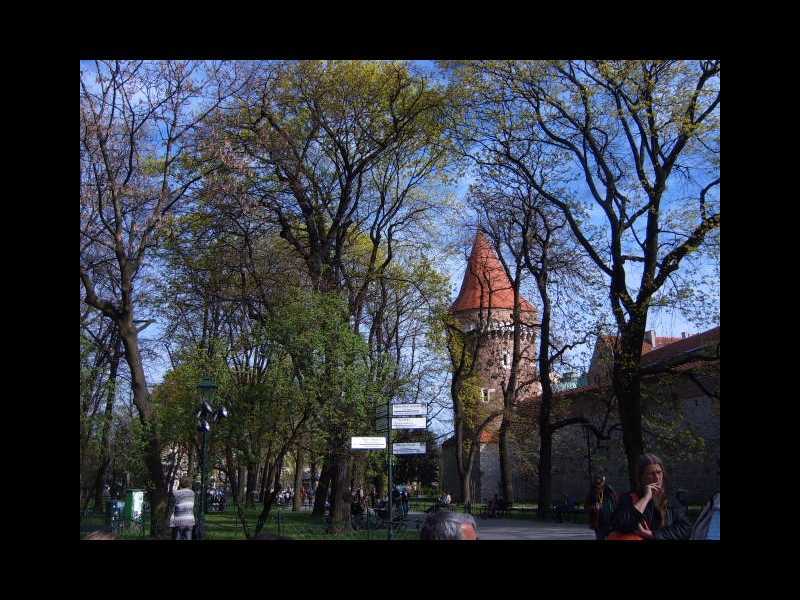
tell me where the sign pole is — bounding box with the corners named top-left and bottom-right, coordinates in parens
top-left (387, 398), bottom-right (393, 541)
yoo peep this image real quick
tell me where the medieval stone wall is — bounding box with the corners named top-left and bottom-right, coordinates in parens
top-left (438, 363), bottom-right (720, 506)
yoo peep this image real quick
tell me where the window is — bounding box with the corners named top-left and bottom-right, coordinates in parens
top-left (502, 353), bottom-right (510, 369)
top-left (481, 388), bottom-right (495, 403)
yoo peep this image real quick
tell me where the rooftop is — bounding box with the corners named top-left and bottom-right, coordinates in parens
top-left (450, 231), bottom-right (536, 315)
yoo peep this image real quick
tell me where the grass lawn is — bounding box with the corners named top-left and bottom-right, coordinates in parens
top-left (82, 504), bottom-right (420, 540)
top-left (205, 504), bottom-right (420, 540)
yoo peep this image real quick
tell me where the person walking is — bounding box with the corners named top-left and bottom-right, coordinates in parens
top-left (586, 475), bottom-right (617, 540)
top-left (607, 454), bottom-right (691, 541)
top-left (170, 477), bottom-right (196, 540)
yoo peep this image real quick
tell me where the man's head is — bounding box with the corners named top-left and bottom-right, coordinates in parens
top-left (420, 511), bottom-right (478, 540)
top-left (179, 477), bottom-right (193, 490)
top-left (593, 475), bottom-right (606, 488)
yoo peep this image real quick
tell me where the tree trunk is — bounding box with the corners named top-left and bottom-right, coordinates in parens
top-left (535, 267), bottom-right (554, 519)
top-left (254, 454), bottom-right (286, 536)
top-left (309, 457), bottom-right (317, 499)
top-left (258, 461), bottom-right (269, 503)
top-left (93, 340), bottom-right (122, 510)
top-left (312, 458), bottom-right (332, 517)
top-left (460, 462), bottom-right (472, 506)
top-left (537, 423), bottom-right (553, 519)
top-left (498, 418), bottom-right (513, 504)
top-left (614, 322), bottom-right (647, 489)
top-left (225, 446), bottom-right (238, 500)
top-left (119, 320), bottom-right (168, 538)
top-left (328, 446), bottom-right (352, 533)
top-left (237, 464), bottom-right (247, 506)
top-left (292, 446), bottom-right (304, 512)
top-left (187, 439), bottom-right (195, 480)
top-left (245, 461), bottom-right (257, 507)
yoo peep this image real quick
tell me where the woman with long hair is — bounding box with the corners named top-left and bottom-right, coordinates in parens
top-left (607, 454), bottom-right (691, 540)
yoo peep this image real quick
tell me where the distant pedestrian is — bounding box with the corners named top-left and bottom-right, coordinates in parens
top-left (170, 477), bottom-right (196, 540)
top-left (586, 475), bottom-right (617, 540)
top-left (488, 493), bottom-right (499, 518)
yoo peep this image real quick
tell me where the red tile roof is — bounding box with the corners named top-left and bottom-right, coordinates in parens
top-left (450, 232), bottom-right (536, 314)
top-left (557, 326), bottom-right (720, 400)
top-left (640, 327), bottom-right (720, 367)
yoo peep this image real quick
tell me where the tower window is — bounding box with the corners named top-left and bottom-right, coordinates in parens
top-left (481, 388), bottom-right (495, 403)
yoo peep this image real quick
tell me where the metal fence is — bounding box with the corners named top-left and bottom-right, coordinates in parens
top-left (80, 499), bottom-right (150, 539)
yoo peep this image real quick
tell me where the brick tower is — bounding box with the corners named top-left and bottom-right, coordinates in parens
top-left (442, 232), bottom-right (539, 501)
top-left (450, 231), bottom-right (539, 431)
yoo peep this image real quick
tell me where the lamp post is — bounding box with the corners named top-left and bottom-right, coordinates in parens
top-left (195, 376), bottom-right (227, 540)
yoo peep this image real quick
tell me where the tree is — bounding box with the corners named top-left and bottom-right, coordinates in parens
top-left (446, 60), bottom-right (720, 486)
top-left (209, 60), bottom-right (454, 530)
top-left (80, 60), bottom-right (249, 535)
top-left (432, 298), bottom-right (504, 506)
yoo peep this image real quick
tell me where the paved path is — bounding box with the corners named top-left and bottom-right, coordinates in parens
top-left (405, 511), bottom-right (595, 540)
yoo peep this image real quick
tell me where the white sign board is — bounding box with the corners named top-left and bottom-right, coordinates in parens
top-left (393, 442), bottom-right (426, 455)
top-left (129, 490), bottom-right (145, 520)
top-left (351, 436), bottom-right (387, 450)
top-left (392, 403), bottom-right (426, 417)
top-left (391, 417), bottom-right (426, 430)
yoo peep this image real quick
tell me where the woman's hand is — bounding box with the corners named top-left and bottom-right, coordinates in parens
top-left (637, 522), bottom-right (655, 540)
top-left (643, 483), bottom-right (662, 501)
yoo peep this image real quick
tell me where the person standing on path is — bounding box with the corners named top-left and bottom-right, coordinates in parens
top-left (170, 477), bottom-right (196, 540)
top-left (586, 475), bottom-right (616, 540)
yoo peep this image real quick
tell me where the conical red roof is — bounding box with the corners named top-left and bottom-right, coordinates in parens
top-left (450, 232), bottom-right (536, 314)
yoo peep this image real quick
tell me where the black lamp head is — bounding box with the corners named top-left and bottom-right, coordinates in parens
top-left (197, 420), bottom-right (211, 433)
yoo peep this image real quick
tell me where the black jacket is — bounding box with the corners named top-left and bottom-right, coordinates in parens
top-left (610, 491), bottom-right (691, 540)
top-left (586, 486), bottom-right (617, 537)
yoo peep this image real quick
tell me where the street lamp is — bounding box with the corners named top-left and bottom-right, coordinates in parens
top-left (195, 376), bottom-right (227, 540)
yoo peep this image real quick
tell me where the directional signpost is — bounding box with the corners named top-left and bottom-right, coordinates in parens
top-left (391, 417), bottom-right (426, 429)
top-left (391, 403), bottom-right (426, 417)
top-left (376, 402), bottom-right (429, 540)
top-left (351, 437), bottom-right (387, 450)
top-left (392, 442), bottom-right (426, 455)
